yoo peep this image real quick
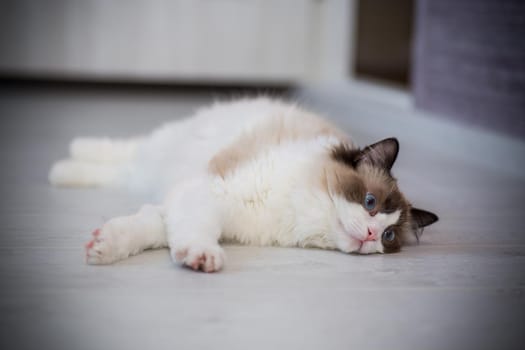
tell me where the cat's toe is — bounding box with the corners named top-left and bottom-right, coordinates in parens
top-left (172, 244), bottom-right (225, 272)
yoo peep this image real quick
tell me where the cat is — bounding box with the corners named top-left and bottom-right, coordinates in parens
top-left (49, 97), bottom-right (438, 272)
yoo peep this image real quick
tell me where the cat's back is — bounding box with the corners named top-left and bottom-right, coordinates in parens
top-left (129, 97), bottom-right (301, 191)
top-left (129, 97), bottom-right (350, 195)
top-left (144, 97), bottom-right (293, 152)
top-left (140, 96), bottom-right (340, 165)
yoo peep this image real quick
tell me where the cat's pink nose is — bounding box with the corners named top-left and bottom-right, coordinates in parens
top-left (365, 228), bottom-right (378, 241)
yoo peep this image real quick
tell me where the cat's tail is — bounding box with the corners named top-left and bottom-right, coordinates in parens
top-left (49, 137), bottom-right (142, 188)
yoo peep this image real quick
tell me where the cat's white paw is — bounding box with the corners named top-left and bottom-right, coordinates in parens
top-left (171, 242), bottom-right (225, 273)
top-left (85, 228), bottom-right (122, 264)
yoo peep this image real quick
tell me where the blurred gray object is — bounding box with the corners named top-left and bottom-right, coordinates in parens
top-left (412, 0), bottom-right (525, 138)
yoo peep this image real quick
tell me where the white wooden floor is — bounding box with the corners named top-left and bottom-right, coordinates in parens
top-left (1, 82), bottom-right (524, 350)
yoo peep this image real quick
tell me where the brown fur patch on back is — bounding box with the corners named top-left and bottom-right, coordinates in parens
top-left (209, 110), bottom-right (350, 177)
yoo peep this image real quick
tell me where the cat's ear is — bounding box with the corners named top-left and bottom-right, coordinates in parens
top-left (358, 138), bottom-right (399, 171)
top-left (410, 207), bottom-right (439, 228)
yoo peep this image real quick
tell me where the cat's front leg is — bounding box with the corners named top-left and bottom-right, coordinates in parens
top-left (164, 177), bottom-right (225, 273)
top-left (170, 239), bottom-right (225, 273)
top-left (86, 204), bottom-right (167, 264)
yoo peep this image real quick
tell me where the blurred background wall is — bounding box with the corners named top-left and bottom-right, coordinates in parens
top-left (0, 0), bottom-right (523, 138)
top-left (0, 0), bottom-right (352, 83)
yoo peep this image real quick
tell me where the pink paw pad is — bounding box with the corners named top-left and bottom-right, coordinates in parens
top-left (85, 239), bottom-right (95, 249)
top-left (85, 229), bottom-right (101, 249)
top-left (189, 254), bottom-right (218, 273)
top-left (190, 254), bottom-right (206, 271)
top-left (85, 229), bottom-right (100, 253)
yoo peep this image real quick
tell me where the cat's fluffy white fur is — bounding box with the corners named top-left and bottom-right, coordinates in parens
top-left (50, 97), bottom-right (401, 272)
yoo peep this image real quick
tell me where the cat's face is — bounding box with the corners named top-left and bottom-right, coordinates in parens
top-left (327, 138), bottom-right (438, 254)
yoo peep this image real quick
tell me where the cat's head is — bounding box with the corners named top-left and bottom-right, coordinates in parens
top-left (326, 138), bottom-right (438, 254)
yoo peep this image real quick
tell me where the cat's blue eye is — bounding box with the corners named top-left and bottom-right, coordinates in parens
top-left (364, 193), bottom-right (376, 210)
top-left (382, 230), bottom-right (395, 242)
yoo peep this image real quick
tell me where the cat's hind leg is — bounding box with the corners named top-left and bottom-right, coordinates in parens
top-left (86, 204), bottom-right (167, 264)
top-left (49, 137), bottom-right (142, 187)
top-left (49, 159), bottom-right (122, 187)
top-left (70, 137), bottom-right (142, 163)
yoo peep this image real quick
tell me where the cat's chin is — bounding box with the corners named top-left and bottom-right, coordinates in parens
top-left (334, 232), bottom-right (363, 254)
top-left (359, 241), bottom-right (384, 255)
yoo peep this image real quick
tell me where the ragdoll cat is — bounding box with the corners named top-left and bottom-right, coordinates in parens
top-left (49, 97), bottom-right (438, 272)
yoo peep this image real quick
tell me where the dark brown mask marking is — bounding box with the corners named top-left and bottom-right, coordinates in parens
top-left (331, 137), bottom-right (438, 253)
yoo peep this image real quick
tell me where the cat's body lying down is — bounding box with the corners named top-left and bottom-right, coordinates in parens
top-left (49, 97), bottom-right (437, 272)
